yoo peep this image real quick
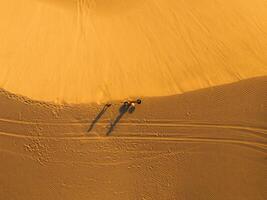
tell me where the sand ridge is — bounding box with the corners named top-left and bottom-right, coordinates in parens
top-left (0, 0), bottom-right (266, 103)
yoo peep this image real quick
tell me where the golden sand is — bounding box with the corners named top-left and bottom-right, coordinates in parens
top-left (0, 77), bottom-right (266, 199)
top-left (0, 0), bottom-right (266, 103)
top-left (0, 1), bottom-right (266, 199)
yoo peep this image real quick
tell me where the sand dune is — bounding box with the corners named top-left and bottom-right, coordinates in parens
top-left (0, 0), bottom-right (267, 103)
top-left (1, 0), bottom-right (267, 199)
top-left (0, 76), bottom-right (266, 199)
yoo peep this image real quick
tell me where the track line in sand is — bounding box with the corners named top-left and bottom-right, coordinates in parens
top-left (0, 131), bottom-right (266, 151)
top-left (0, 117), bottom-right (266, 136)
top-left (0, 148), bottom-right (187, 166)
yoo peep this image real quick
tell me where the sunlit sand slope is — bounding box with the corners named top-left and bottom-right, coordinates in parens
top-left (0, 0), bottom-right (267, 103)
top-left (0, 77), bottom-right (266, 199)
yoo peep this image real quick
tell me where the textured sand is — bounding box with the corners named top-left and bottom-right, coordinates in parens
top-left (0, 77), bottom-right (266, 199)
top-left (0, 0), bottom-right (266, 103)
top-left (0, 0), bottom-right (267, 199)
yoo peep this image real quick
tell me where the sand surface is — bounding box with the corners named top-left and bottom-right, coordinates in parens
top-left (0, 76), bottom-right (266, 199)
top-left (0, 0), bottom-right (267, 103)
top-left (0, 0), bottom-right (267, 199)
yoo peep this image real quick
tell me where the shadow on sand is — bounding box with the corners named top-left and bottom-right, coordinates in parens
top-left (88, 104), bottom-right (111, 132)
top-left (106, 103), bottom-right (134, 135)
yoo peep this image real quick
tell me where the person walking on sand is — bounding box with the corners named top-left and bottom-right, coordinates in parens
top-left (123, 99), bottom-right (142, 108)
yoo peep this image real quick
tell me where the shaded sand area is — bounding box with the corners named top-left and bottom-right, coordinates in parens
top-left (0, 0), bottom-right (267, 103)
top-left (0, 76), bottom-right (266, 199)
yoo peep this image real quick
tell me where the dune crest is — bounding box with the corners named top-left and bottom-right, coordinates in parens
top-left (0, 0), bottom-right (266, 103)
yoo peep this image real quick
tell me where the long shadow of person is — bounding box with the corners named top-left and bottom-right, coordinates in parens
top-left (88, 103), bottom-right (111, 132)
top-left (106, 103), bottom-right (131, 135)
